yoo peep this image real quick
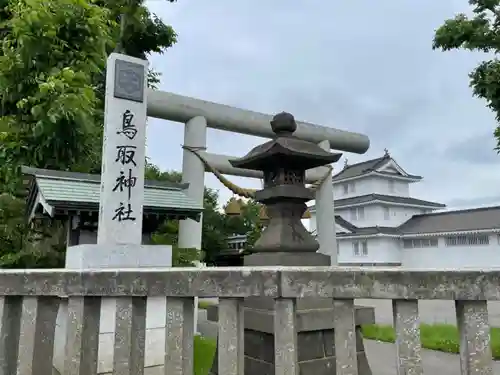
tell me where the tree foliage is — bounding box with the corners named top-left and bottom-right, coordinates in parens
top-left (223, 198), bottom-right (264, 250)
top-left (145, 167), bottom-right (262, 266)
top-left (0, 0), bottom-right (261, 268)
top-left (0, 0), bottom-right (113, 193)
top-left (0, 0), bottom-right (179, 267)
top-left (433, 0), bottom-right (500, 150)
top-left (0, 0), bottom-right (178, 192)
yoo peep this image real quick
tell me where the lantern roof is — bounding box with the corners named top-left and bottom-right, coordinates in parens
top-left (230, 112), bottom-right (342, 171)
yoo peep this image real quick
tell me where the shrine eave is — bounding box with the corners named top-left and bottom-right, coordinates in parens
top-left (23, 166), bottom-right (203, 223)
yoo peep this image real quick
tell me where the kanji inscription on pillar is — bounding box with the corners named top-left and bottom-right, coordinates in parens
top-left (98, 53), bottom-right (148, 245)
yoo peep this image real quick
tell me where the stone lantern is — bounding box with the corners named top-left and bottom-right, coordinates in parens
top-left (230, 111), bottom-right (341, 260)
top-left (207, 112), bottom-right (374, 375)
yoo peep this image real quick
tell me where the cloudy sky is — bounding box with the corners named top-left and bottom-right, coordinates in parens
top-left (144, 0), bottom-right (500, 209)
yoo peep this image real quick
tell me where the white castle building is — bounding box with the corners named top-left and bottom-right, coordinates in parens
top-left (308, 151), bottom-right (500, 268)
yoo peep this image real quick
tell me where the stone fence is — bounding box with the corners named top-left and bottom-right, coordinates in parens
top-left (0, 266), bottom-right (496, 375)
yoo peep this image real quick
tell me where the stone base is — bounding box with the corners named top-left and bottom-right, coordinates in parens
top-left (209, 327), bottom-right (371, 375)
top-left (208, 251), bottom-right (374, 375)
top-left (206, 304), bottom-right (375, 333)
top-left (64, 243), bottom-right (172, 269)
top-left (206, 304), bottom-right (374, 375)
top-left (53, 244), bottom-right (173, 374)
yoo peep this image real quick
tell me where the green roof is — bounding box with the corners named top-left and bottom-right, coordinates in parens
top-left (23, 167), bottom-right (203, 220)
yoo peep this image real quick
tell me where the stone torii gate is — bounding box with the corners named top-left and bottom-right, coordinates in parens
top-left (146, 89), bottom-right (369, 335)
top-left (147, 89), bottom-right (370, 263)
top-left (56, 54), bottom-right (370, 372)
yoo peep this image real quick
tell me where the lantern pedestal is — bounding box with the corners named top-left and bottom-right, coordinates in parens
top-left (252, 201), bottom-right (319, 253)
top-left (207, 251), bottom-right (374, 375)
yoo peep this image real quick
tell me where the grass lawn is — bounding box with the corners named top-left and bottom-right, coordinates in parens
top-left (198, 300), bottom-right (216, 310)
top-left (194, 335), bottom-right (217, 375)
top-left (195, 300), bottom-right (217, 375)
top-left (362, 323), bottom-right (500, 359)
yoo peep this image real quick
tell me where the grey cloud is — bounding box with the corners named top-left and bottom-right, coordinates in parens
top-left (446, 195), bottom-right (500, 209)
top-left (145, 0), bottom-right (500, 205)
top-left (444, 130), bottom-right (498, 165)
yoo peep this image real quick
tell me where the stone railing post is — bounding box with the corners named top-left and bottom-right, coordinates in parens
top-left (0, 269), bottom-right (496, 375)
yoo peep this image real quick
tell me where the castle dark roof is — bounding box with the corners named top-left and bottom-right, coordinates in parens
top-left (397, 206), bottom-right (500, 235)
top-left (334, 215), bottom-right (358, 232)
top-left (311, 215), bottom-right (359, 236)
top-left (334, 206), bottom-right (500, 237)
top-left (336, 226), bottom-right (401, 237)
top-left (334, 193), bottom-right (445, 209)
top-left (332, 155), bottom-right (422, 182)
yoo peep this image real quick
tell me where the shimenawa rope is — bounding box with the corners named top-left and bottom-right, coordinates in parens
top-left (181, 145), bottom-right (333, 198)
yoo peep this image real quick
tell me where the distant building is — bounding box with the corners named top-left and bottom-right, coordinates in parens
top-left (227, 234), bottom-right (248, 252)
top-left (211, 234), bottom-right (248, 267)
top-left (308, 152), bottom-right (500, 268)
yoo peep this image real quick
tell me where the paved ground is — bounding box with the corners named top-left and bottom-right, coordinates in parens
top-left (198, 320), bottom-right (500, 374)
top-left (356, 299), bottom-right (500, 326)
top-left (199, 298), bottom-right (500, 373)
top-left (94, 340), bottom-right (500, 375)
top-left (358, 299), bottom-right (500, 373)
top-left (365, 340), bottom-right (500, 375)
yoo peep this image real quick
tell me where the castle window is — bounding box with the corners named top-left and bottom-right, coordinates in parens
top-left (350, 207), bottom-right (365, 220)
top-left (384, 207), bottom-right (390, 220)
top-left (403, 238), bottom-right (438, 248)
top-left (444, 234), bottom-right (489, 247)
top-left (353, 240), bottom-right (368, 256)
top-left (358, 207), bottom-right (365, 220)
top-left (343, 184), bottom-right (348, 194)
top-left (352, 241), bottom-right (360, 256)
top-left (361, 240), bottom-right (368, 255)
top-left (388, 180), bottom-right (395, 192)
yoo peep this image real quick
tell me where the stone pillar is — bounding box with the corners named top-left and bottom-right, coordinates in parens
top-left (178, 115), bottom-right (207, 334)
top-left (54, 53), bottom-right (174, 374)
top-left (315, 139), bottom-right (337, 264)
top-left (97, 53), bottom-right (148, 245)
top-left (178, 116), bottom-right (207, 249)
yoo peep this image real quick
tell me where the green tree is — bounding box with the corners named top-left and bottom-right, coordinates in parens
top-left (223, 198), bottom-right (263, 250)
top-left (201, 188), bottom-right (229, 263)
top-left (0, 0), bottom-right (178, 267)
top-left (0, 0), bottom-right (114, 268)
top-left (146, 166), bottom-right (229, 265)
top-left (433, 0), bottom-right (500, 150)
top-left (0, 0), bottom-right (178, 192)
top-left (0, 0), bottom-right (114, 193)
top-left (93, 0), bottom-right (177, 98)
